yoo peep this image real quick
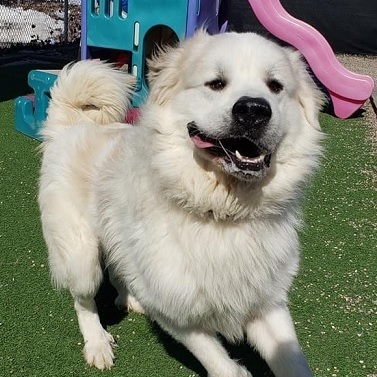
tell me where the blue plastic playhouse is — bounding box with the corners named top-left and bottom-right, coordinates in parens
top-left (14, 0), bottom-right (230, 140)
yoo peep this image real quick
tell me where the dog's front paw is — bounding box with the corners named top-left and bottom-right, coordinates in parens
top-left (83, 329), bottom-right (116, 370)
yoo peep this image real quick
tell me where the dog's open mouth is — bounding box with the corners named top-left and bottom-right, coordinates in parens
top-left (187, 122), bottom-right (272, 174)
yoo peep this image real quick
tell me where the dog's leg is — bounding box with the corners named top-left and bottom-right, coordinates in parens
top-left (66, 243), bottom-right (116, 369)
top-left (246, 304), bottom-right (313, 377)
top-left (158, 321), bottom-right (252, 377)
top-left (74, 296), bottom-right (116, 370)
top-left (41, 198), bottom-right (116, 369)
top-left (67, 233), bottom-right (116, 369)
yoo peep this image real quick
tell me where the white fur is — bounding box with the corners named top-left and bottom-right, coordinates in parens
top-left (39, 32), bottom-right (324, 376)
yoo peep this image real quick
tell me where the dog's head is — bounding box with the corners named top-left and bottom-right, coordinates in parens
top-left (145, 32), bottom-right (324, 218)
top-left (147, 31), bottom-right (324, 182)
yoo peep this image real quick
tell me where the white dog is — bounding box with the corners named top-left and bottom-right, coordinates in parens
top-left (39, 31), bottom-right (324, 377)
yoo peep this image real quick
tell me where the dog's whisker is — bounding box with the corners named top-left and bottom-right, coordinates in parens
top-left (218, 140), bottom-right (236, 165)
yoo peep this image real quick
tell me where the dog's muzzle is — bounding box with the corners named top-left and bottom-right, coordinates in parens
top-left (187, 96), bottom-right (275, 179)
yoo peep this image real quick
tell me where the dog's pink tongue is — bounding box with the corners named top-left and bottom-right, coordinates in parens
top-left (191, 135), bottom-right (215, 149)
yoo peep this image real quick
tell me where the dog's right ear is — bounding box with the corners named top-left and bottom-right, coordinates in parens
top-left (146, 44), bottom-right (185, 106)
top-left (147, 30), bottom-right (209, 106)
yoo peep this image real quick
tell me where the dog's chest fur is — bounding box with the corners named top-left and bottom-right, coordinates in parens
top-left (96, 158), bottom-right (300, 340)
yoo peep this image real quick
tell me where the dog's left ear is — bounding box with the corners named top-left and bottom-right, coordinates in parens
top-left (287, 49), bottom-right (326, 130)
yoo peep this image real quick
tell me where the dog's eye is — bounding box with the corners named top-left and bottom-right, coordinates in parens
top-left (267, 79), bottom-right (283, 94)
top-left (205, 79), bottom-right (227, 91)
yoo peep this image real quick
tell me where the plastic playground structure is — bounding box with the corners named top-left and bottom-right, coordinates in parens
top-left (15, 0), bottom-right (375, 140)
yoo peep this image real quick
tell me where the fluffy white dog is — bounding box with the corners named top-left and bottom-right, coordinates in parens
top-left (39, 31), bottom-right (324, 377)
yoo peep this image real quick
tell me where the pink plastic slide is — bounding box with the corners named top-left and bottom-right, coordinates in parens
top-left (248, 0), bottom-right (375, 118)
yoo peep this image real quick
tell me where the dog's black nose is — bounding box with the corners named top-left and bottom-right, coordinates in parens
top-left (232, 97), bottom-right (272, 126)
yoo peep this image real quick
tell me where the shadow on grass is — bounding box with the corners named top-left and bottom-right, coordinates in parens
top-left (95, 271), bottom-right (127, 327)
top-left (151, 321), bottom-right (274, 377)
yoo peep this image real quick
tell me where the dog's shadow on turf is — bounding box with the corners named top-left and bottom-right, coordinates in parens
top-left (95, 271), bottom-right (126, 326)
top-left (95, 274), bottom-right (274, 377)
top-left (151, 322), bottom-right (274, 377)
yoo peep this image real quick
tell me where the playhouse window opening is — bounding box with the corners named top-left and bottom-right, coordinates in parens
top-left (92, 0), bottom-right (99, 15)
top-left (92, 0), bottom-right (128, 18)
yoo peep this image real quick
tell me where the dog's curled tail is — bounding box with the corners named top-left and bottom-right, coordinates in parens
top-left (43, 60), bottom-right (136, 133)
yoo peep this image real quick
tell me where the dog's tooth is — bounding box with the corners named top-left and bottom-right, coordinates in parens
top-left (235, 150), bottom-right (243, 160)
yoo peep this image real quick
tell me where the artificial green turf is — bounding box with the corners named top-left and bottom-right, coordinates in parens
top-left (0, 98), bottom-right (376, 377)
top-left (293, 114), bottom-right (377, 377)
